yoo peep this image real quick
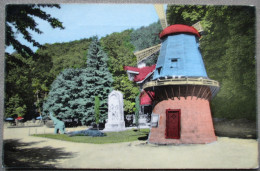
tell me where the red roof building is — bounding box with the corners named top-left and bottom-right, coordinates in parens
top-left (124, 65), bottom-right (156, 83)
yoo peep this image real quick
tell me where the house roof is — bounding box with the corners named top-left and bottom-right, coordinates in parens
top-left (140, 90), bottom-right (155, 105)
top-left (159, 24), bottom-right (201, 39)
top-left (124, 65), bottom-right (156, 82)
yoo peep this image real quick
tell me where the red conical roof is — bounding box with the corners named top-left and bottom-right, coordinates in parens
top-left (159, 24), bottom-right (201, 39)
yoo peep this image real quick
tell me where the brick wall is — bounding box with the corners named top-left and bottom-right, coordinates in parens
top-left (149, 96), bottom-right (216, 144)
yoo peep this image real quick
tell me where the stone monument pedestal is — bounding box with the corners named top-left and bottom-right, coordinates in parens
top-left (103, 90), bottom-right (126, 132)
top-left (104, 121), bottom-right (125, 132)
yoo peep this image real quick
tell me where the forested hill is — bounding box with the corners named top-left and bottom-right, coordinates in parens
top-left (36, 38), bottom-right (93, 77)
top-left (5, 5), bottom-right (256, 122)
top-left (5, 22), bottom-right (162, 120)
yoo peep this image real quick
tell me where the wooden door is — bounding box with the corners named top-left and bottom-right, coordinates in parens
top-left (166, 109), bottom-right (181, 139)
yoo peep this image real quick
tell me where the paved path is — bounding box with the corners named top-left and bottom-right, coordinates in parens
top-left (3, 126), bottom-right (258, 169)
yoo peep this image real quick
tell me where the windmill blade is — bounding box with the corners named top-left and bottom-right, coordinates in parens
top-left (154, 4), bottom-right (168, 29)
top-left (135, 44), bottom-right (161, 64)
top-left (192, 21), bottom-right (203, 32)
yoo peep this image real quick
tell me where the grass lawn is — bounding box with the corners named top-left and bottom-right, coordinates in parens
top-left (32, 129), bottom-right (150, 144)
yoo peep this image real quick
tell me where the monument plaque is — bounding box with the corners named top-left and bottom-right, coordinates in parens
top-left (104, 90), bottom-right (125, 131)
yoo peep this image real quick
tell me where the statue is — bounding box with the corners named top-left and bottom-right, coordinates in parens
top-left (49, 112), bottom-right (66, 134)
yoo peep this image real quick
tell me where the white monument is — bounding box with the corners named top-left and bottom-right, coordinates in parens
top-left (104, 90), bottom-right (125, 132)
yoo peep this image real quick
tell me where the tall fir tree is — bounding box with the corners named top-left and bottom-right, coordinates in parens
top-left (42, 68), bottom-right (89, 124)
top-left (42, 37), bottom-right (113, 125)
top-left (85, 36), bottom-right (113, 123)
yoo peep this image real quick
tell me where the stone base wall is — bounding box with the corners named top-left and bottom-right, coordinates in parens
top-left (103, 121), bottom-right (125, 132)
top-left (149, 96), bottom-right (216, 144)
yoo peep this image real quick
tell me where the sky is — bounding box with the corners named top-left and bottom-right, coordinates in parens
top-left (6, 4), bottom-right (166, 53)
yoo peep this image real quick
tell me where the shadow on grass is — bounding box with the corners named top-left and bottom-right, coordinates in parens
top-left (137, 133), bottom-right (149, 141)
top-left (3, 139), bottom-right (76, 169)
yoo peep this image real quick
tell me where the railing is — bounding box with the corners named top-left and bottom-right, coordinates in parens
top-left (143, 77), bottom-right (219, 89)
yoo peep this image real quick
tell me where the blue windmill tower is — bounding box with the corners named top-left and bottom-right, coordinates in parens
top-left (153, 24), bottom-right (207, 79)
top-left (142, 24), bottom-right (220, 145)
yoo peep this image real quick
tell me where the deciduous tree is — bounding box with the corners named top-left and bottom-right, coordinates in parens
top-left (6, 4), bottom-right (64, 57)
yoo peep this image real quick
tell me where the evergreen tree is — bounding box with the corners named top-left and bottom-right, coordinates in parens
top-left (85, 36), bottom-right (113, 123)
top-left (42, 37), bottom-right (113, 125)
top-left (42, 68), bottom-right (90, 124)
top-left (94, 96), bottom-right (100, 129)
top-left (134, 92), bottom-right (140, 130)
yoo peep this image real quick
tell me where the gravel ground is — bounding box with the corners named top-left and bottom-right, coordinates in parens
top-left (213, 118), bottom-right (257, 139)
top-left (2, 122), bottom-right (258, 169)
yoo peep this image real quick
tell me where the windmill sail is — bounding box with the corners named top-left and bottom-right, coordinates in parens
top-left (135, 5), bottom-right (204, 65)
top-left (192, 21), bottom-right (203, 32)
top-left (154, 4), bottom-right (168, 29)
top-left (135, 44), bottom-right (161, 64)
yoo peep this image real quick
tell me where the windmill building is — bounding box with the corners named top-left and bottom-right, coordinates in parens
top-left (125, 24), bottom-right (219, 144)
top-left (124, 5), bottom-right (219, 144)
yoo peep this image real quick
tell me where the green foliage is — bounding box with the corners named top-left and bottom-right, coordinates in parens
top-left (33, 128), bottom-right (149, 144)
top-left (112, 76), bottom-right (139, 114)
top-left (4, 53), bottom-right (35, 118)
top-left (36, 38), bottom-right (93, 77)
top-left (94, 96), bottom-right (100, 125)
top-left (131, 21), bottom-right (162, 51)
top-left (101, 30), bottom-right (136, 75)
top-left (130, 21), bottom-right (162, 66)
top-left (135, 93), bottom-right (140, 126)
top-left (85, 37), bottom-right (114, 122)
top-left (167, 5), bottom-right (206, 26)
top-left (14, 106), bottom-right (27, 117)
top-left (200, 6), bottom-right (256, 120)
top-left (42, 68), bottom-right (89, 123)
top-left (6, 4), bottom-right (64, 58)
top-left (5, 94), bottom-right (26, 118)
top-left (42, 37), bottom-right (113, 125)
top-left (5, 5), bottom-right (65, 119)
top-left (101, 31), bottom-right (139, 114)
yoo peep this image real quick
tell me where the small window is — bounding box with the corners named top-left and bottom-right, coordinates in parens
top-left (171, 58), bottom-right (178, 68)
top-left (171, 59), bottom-right (178, 62)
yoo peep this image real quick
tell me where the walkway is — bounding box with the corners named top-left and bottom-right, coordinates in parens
top-left (3, 126), bottom-right (258, 169)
